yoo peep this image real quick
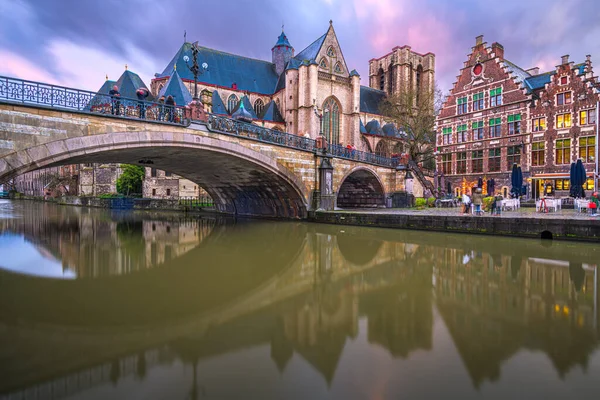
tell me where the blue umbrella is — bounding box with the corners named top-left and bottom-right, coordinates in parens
top-left (510, 163), bottom-right (518, 197)
top-left (576, 159), bottom-right (586, 198)
top-left (569, 162), bottom-right (576, 198)
top-left (516, 166), bottom-right (523, 197)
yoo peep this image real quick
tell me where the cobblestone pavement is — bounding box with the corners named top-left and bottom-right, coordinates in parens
top-left (335, 206), bottom-right (600, 220)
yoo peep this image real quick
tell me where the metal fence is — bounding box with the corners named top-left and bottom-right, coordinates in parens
top-left (0, 75), bottom-right (186, 125)
top-left (179, 196), bottom-right (214, 208)
top-left (207, 114), bottom-right (400, 168)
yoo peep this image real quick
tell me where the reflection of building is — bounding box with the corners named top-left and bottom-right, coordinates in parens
top-left (434, 248), bottom-right (599, 386)
top-left (142, 167), bottom-right (208, 199)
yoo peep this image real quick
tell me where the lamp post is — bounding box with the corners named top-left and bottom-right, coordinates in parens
top-left (183, 41), bottom-right (208, 101)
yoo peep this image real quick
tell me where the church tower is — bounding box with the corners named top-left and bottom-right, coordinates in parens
top-left (272, 30), bottom-right (294, 76)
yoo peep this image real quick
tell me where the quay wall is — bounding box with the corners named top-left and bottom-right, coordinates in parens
top-left (310, 211), bottom-right (600, 242)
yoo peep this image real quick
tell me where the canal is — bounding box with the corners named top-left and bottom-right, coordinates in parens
top-left (0, 200), bottom-right (599, 399)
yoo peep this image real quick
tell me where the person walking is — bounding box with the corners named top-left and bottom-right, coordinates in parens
top-left (136, 88), bottom-right (149, 119)
top-left (590, 192), bottom-right (599, 215)
top-left (165, 95), bottom-right (175, 122)
top-left (109, 85), bottom-right (121, 116)
top-left (158, 96), bottom-right (165, 121)
top-left (472, 187), bottom-right (483, 216)
top-left (462, 191), bottom-right (471, 214)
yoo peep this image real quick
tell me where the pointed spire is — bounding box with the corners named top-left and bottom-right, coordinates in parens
top-left (174, 64), bottom-right (177, 71)
top-left (125, 64), bottom-right (128, 71)
top-left (105, 74), bottom-right (108, 81)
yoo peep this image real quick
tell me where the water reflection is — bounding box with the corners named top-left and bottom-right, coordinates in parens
top-left (0, 201), bottom-right (599, 399)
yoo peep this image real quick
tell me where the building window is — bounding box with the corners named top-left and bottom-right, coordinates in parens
top-left (334, 62), bottom-right (343, 74)
top-left (556, 92), bottom-right (572, 105)
top-left (555, 139), bottom-right (571, 165)
top-left (152, 188), bottom-right (156, 196)
top-left (507, 114), bottom-right (521, 135)
top-left (556, 113), bottom-right (572, 128)
top-left (488, 148), bottom-right (501, 172)
top-left (472, 121), bottom-right (484, 140)
top-left (532, 117), bottom-right (546, 132)
top-left (579, 136), bottom-right (596, 163)
top-left (441, 154), bottom-right (452, 175)
top-left (472, 92), bottom-right (484, 111)
top-left (442, 127), bottom-right (452, 145)
top-left (320, 58), bottom-right (328, 69)
top-left (322, 97), bottom-right (340, 145)
top-left (507, 145), bottom-right (521, 169)
top-left (472, 150), bottom-right (483, 173)
top-left (379, 67), bottom-right (385, 91)
top-left (151, 168), bottom-right (157, 177)
top-left (227, 94), bottom-right (238, 113)
top-left (165, 171), bottom-right (172, 177)
top-left (166, 188), bottom-right (171, 196)
top-left (584, 178), bottom-right (595, 191)
top-left (580, 109), bottom-right (596, 125)
top-left (457, 124), bottom-right (468, 143)
top-left (532, 142), bottom-right (545, 166)
top-left (556, 179), bottom-right (570, 191)
top-left (560, 76), bottom-right (568, 85)
top-left (457, 97), bottom-right (467, 115)
top-left (456, 152), bottom-right (467, 174)
top-left (490, 87), bottom-right (502, 107)
top-left (489, 117), bottom-right (501, 138)
top-left (327, 46), bottom-right (335, 57)
top-left (254, 98), bottom-right (265, 117)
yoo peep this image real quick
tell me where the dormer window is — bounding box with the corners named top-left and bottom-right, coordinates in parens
top-left (327, 46), bottom-right (336, 57)
top-left (334, 62), bottom-right (343, 74)
top-left (557, 92), bottom-right (571, 105)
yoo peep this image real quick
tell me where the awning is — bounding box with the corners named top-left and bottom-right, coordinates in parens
top-left (532, 172), bottom-right (594, 179)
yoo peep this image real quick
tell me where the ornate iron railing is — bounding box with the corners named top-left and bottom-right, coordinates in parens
top-left (207, 114), bottom-right (317, 152)
top-left (207, 114), bottom-right (400, 168)
top-left (0, 75), bottom-right (186, 125)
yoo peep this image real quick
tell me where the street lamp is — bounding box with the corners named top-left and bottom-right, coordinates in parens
top-left (183, 41), bottom-right (208, 101)
top-left (313, 103), bottom-right (329, 137)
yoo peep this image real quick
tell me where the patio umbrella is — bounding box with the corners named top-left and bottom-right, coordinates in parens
top-left (576, 159), bottom-right (586, 198)
top-left (440, 173), bottom-right (446, 196)
top-left (486, 179), bottom-right (491, 196)
top-left (510, 163), bottom-right (518, 197)
top-left (516, 166), bottom-right (523, 197)
top-left (447, 181), bottom-right (451, 196)
top-left (568, 162), bottom-right (577, 198)
top-left (490, 178), bottom-right (496, 195)
top-left (477, 177), bottom-right (483, 188)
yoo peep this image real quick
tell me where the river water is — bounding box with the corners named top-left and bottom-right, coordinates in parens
top-left (0, 200), bottom-right (599, 399)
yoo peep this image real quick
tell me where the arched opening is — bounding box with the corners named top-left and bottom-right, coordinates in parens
top-left (375, 140), bottom-right (390, 157)
top-left (322, 97), bottom-right (340, 145)
top-left (541, 230), bottom-right (553, 240)
top-left (378, 67), bottom-right (385, 91)
top-left (227, 94), bottom-right (238, 113)
top-left (336, 235), bottom-right (383, 266)
top-left (361, 136), bottom-right (372, 153)
top-left (254, 98), bottom-right (265, 117)
top-left (392, 142), bottom-right (404, 156)
top-left (416, 65), bottom-right (423, 104)
top-left (319, 57), bottom-right (328, 70)
top-left (334, 62), bottom-right (343, 75)
top-left (337, 168), bottom-right (386, 208)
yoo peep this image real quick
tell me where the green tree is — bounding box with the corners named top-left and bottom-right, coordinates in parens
top-left (116, 164), bottom-right (145, 196)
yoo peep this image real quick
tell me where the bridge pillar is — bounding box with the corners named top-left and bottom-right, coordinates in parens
top-left (317, 157), bottom-right (335, 211)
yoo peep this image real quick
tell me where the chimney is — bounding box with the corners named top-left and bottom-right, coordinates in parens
top-left (475, 35), bottom-right (483, 46)
top-left (561, 54), bottom-right (569, 65)
top-left (491, 42), bottom-right (504, 59)
top-left (526, 67), bottom-right (540, 76)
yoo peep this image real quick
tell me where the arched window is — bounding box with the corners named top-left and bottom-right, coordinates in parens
top-left (375, 140), bottom-right (389, 157)
top-left (319, 57), bottom-right (328, 69)
top-left (322, 97), bottom-right (340, 145)
top-left (393, 142), bottom-right (405, 156)
top-left (227, 94), bottom-right (238, 113)
top-left (334, 62), bottom-right (343, 74)
top-left (327, 46), bottom-right (336, 57)
top-left (378, 67), bottom-right (385, 91)
top-left (254, 98), bottom-right (265, 117)
top-left (416, 65), bottom-right (423, 104)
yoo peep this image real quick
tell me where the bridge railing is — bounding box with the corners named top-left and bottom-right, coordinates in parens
top-left (0, 75), bottom-right (186, 126)
top-left (206, 114), bottom-right (401, 168)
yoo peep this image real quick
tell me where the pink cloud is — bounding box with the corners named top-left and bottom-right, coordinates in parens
top-left (0, 50), bottom-right (61, 84)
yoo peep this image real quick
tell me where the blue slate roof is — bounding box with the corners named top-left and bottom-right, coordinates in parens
top-left (360, 86), bottom-right (386, 115)
top-left (382, 123), bottom-right (399, 137)
top-left (359, 119), bottom-right (367, 134)
top-left (87, 79), bottom-right (116, 109)
top-left (294, 33), bottom-right (327, 62)
top-left (97, 79), bottom-right (116, 95)
top-left (262, 100), bottom-right (284, 122)
top-left (159, 42), bottom-right (279, 95)
top-left (157, 68), bottom-right (192, 105)
top-left (273, 31), bottom-right (292, 49)
top-left (274, 71), bottom-right (286, 92)
top-left (285, 58), bottom-right (302, 71)
top-left (523, 62), bottom-right (586, 93)
top-left (232, 100), bottom-right (254, 121)
top-left (350, 69), bottom-right (360, 77)
top-left (503, 60), bottom-right (531, 86)
top-left (211, 91), bottom-right (228, 115)
top-left (231, 95), bottom-right (258, 119)
top-left (115, 70), bottom-right (153, 100)
top-left (365, 120), bottom-right (383, 135)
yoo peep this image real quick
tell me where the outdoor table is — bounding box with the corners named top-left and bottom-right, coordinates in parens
top-left (575, 199), bottom-right (589, 213)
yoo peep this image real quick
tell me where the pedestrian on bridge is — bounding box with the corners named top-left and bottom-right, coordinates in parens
top-left (165, 95), bottom-right (175, 122)
top-left (109, 85), bottom-right (121, 116)
top-left (136, 88), bottom-right (149, 119)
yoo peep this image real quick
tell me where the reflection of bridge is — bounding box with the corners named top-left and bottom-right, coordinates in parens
top-left (1, 224), bottom-right (599, 398)
top-left (0, 76), bottom-right (418, 218)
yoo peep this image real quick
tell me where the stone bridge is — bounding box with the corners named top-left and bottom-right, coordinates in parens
top-left (0, 76), bottom-right (417, 218)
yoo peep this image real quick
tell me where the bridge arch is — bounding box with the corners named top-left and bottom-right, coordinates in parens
top-left (336, 166), bottom-right (386, 209)
top-left (0, 131), bottom-right (309, 218)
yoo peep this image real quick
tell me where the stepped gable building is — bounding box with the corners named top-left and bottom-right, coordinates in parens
top-left (437, 35), bottom-right (599, 198)
top-left (149, 22), bottom-right (435, 156)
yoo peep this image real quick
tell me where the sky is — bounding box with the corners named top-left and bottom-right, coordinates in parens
top-left (1, 0), bottom-right (599, 96)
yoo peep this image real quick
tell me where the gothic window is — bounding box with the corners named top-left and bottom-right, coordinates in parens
top-left (227, 94), bottom-right (238, 113)
top-left (319, 57), bottom-right (328, 69)
top-left (375, 140), bottom-right (389, 157)
top-left (327, 46), bottom-right (335, 57)
top-left (254, 98), bottom-right (265, 117)
top-left (322, 97), bottom-right (341, 145)
top-left (379, 67), bottom-right (385, 91)
top-left (334, 62), bottom-right (343, 74)
top-left (416, 65), bottom-right (423, 103)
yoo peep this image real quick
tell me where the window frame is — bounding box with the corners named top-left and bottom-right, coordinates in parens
top-left (472, 92), bottom-right (484, 111)
top-left (472, 121), bottom-right (484, 140)
top-left (580, 109), bottom-right (597, 126)
top-left (457, 97), bottom-right (468, 115)
top-left (441, 153), bottom-right (452, 175)
top-left (457, 124), bottom-right (468, 143)
top-left (488, 148), bottom-right (501, 172)
top-left (507, 145), bottom-right (521, 170)
top-left (442, 127), bottom-right (452, 145)
top-left (555, 138), bottom-right (571, 165)
top-left (489, 87), bottom-right (503, 107)
top-left (532, 142), bottom-right (545, 166)
top-left (456, 152), bottom-right (467, 174)
top-left (556, 92), bottom-right (572, 106)
top-left (489, 117), bottom-right (502, 138)
top-left (579, 136), bottom-right (596, 163)
top-left (556, 113), bottom-right (572, 129)
top-left (532, 117), bottom-right (546, 132)
top-left (471, 150), bottom-right (483, 173)
top-left (227, 94), bottom-right (238, 113)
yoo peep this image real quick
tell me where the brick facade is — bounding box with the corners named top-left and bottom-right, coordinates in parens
top-left (436, 35), bottom-right (599, 198)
